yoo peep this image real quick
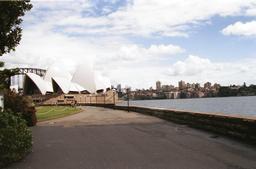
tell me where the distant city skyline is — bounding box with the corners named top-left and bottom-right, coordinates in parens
top-left (1, 0), bottom-right (256, 88)
top-left (116, 80), bottom-right (248, 91)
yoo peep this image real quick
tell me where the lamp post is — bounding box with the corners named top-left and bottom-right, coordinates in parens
top-left (126, 87), bottom-right (130, 112)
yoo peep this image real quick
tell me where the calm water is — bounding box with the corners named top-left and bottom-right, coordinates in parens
top-left (117, 96), bottom-right (256, 118)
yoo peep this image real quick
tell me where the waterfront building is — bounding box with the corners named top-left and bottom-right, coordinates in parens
top-left (204, 82), bottom-right (212, 89)
top-left (23, 65), bottom-right (111, 95)
top-left (9, 65), bottom-right (118, 105)
top-left (195, 83), bottom-right (200, 89)
top-left (117, 84), bottom-right (122, 92)
top-left (178, 80), bottom-right (186, 90)
top-left (190, 83), bottom-right (195, 89)
top-left (165, 91), bottom-right (180, 99)
top-left (213, 83), bottom-right (220, 89)
top-left (162, 85), bottom-right (174, 92)
top-left (156, 81), bottom-right (161, 91)
top-left (187, 83), bottom-right (192, 89)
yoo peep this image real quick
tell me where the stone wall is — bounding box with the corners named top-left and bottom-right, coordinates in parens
top-left (105, 105), bottom-right (256, 144)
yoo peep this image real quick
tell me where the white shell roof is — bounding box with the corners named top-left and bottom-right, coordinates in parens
top-left (44, 67), bottom-right (72, 82)
top-left (26, 73), bottom-right (53, 94)
top-left (45, 81), bottom-right (53, 93)
top-left (95, 71), bottom-right (111, 91)
top-left (52, 77), bottom-right (71, 94)
top-left (24, 64), bottom-right (112, 95)
top-left (69, 82), bottom-right (86, 92)
top-left (72, 64), bottom-right (96, 93)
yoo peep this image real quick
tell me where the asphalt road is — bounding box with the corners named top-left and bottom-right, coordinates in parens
top-left (7, 107), bottom-right (256, 169)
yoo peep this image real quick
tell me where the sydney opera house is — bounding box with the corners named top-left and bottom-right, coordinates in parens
top-left (10, 66), bottom-right (117, 105)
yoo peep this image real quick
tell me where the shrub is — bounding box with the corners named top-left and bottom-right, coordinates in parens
top-left (0, 111), bottom-right (32, 168)
top-left (4, 91), bottom-right (37, 126)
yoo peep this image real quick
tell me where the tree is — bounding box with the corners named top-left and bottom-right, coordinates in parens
top-left (0, 1), bottom-right (32, 90)
top-left (0, 2), bottom-right (33, 166)
top-left (0, 68), bottom-right (19, 90)
top-left (0, 0), bottom-right (32, 56)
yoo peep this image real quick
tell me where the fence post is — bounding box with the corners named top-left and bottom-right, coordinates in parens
top-left (126, 88), bottom-right (130, 112)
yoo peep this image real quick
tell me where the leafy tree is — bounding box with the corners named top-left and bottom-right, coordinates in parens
top-left (0, 1), bottom-right (32, 89)
top-left (0, 0), bottom-right (32, 56)
top-left (0, 68), bottom-right (19, 90)
top-left (0, 2), bottom-right (34, 167)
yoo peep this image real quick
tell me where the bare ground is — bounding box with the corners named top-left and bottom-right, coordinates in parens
top-left (7, 106), bottom-right (256, 169)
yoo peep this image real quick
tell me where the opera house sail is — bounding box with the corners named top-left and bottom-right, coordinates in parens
top-left (10, 66), bottom-right (116, 105)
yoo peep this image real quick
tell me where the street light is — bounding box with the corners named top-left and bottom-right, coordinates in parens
top-left (125, 87), bottom-right (130, 112)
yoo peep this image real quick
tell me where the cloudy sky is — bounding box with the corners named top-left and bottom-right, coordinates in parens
top-left (2, 0), bottom-right (256, 89)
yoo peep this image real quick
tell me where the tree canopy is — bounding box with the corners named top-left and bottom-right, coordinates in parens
top-left (0, 0), bottom-right (32, 90)
top-left (0, 0), bottom-right (32, 56)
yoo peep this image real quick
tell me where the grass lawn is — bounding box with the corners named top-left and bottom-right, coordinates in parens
top-left (36, 106), bottom-right (82, 122)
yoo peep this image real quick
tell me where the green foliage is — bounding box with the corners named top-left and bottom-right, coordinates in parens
top-left (218, 85), bottom-right (256, 97)
top-left (0, 68), bottom-right (19, 90)
top-left (4, 90), bottom-right (37, 126)
top-left (0, 2), bottom-right (33, 167)
top-left (0, 111), bottom-right (32, 168)
top-left (218, 87), bottom-right (239, 97)
top-left (0, 1), bottom-right (32, 90)
top-left (238, 85), bottom-right (256, 96)
top-left (0, 0), bottom-right (32, 56)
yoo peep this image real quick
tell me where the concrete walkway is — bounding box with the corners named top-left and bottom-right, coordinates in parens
top-left (8, 107), bottom-right (256, 169)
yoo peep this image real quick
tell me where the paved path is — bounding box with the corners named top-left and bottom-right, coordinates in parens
top-left (8, 107), bottom-right (256, 169)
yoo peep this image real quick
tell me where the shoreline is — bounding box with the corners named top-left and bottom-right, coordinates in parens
top-left (117, 96), bottom-right (256, 119)
top-left (120, 105), bottom-right (256, 120)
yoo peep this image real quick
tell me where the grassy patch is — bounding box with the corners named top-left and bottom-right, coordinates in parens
top-left (36, 106), bottom-right (82, 122)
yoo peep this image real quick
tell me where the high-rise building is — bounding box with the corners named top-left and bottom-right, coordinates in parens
top-left (191, 83), bottom-right (196, 89)
top-left (156, 81), bottom-right (161, 91)
top-left (178, 80), bottom-right (186, 90)
top-left (195, 83), bottom-right (200, 89)
top-left (187, 83), bottom-right (191, 88)
top-left (116, 84), bottom-right (122, 92)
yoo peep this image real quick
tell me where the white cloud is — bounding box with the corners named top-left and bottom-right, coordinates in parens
top-left (27, 0), bottom-right (256, 37)
top-left (109, 44), bottom-right (184, 62)
top-left (1, 29), bottom-right (95, 73)
top-left (104, 0), bottom-right (255, 37)
top-left (167, 55), bottom-right (256, 85)
top-left (2, 0), bottom-right (256, 89)
top-left (1, 24), bottom-right (184, 89)
top-left (246, 8), bottom-right (256, 16)
top-left (148, 44), bottom-right (185, 56)
top-left (222, 21), bottom-right (256, 36)
top-left (168, 55), bottom-right (213, 76)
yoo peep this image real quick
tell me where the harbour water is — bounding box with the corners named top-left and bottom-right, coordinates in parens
top-left (117, 96), bottom-right (256, 118)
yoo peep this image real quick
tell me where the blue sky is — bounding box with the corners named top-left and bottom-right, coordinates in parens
top-left (2, 0), bottom-right (256, 89)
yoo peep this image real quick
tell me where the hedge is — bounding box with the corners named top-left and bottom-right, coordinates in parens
top-left (0, 111), bottom-right (32, 168)
top-left (4, 91), bottom-right (37, 126)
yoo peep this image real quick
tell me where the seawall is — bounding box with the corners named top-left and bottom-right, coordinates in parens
top-left (99, 105), bottom-right (256, 144)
